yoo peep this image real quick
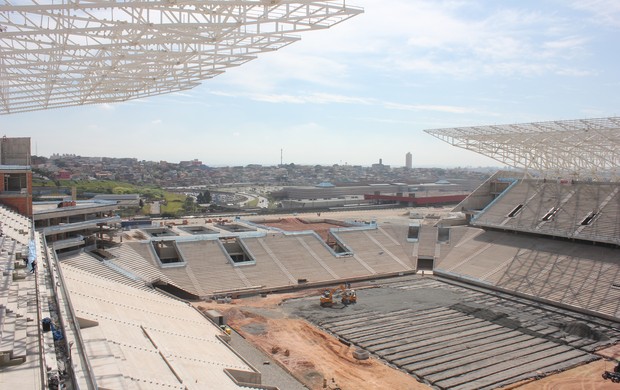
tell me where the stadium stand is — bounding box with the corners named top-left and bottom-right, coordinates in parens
top-left (0, 209), bottom-right (49, 389)
top-left (472, 179), bottom-right (620, 245)
top-left (254, 234), bottom-right (337, 282)
top-left (176, 240), bottom-right (251, 293)
top-left (333, 230), bottom-right (413, 273)
top-left (60, 261), bottom-right (273, 389)
top-left (435, 226), bottom-right (620, 319)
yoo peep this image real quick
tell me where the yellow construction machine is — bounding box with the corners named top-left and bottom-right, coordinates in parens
top-left (320, 283), bottom-right (357, 307)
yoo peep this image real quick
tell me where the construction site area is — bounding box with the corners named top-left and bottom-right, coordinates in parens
top-left (198, 272), bottom-right (620, 390)
top-left (2, 0), bottom-right (620, 388)
top-left (2, 118), bottom-right (620, 390)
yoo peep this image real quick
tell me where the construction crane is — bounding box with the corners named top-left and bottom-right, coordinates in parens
top-left (320, 283), bottom-right (357, 307)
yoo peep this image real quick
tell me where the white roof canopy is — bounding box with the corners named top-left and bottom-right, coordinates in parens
top-left (425, 117), bottom-right (620, 180)
top-left (0, 0), bottom-right (362, 114)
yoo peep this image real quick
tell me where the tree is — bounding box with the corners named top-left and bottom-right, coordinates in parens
top-left (196, 190), bottom-right (212, 204)
top-left (183, 195), bottom-right (196, 213)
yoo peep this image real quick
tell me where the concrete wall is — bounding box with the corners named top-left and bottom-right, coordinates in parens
top-left (0, 170), bottom-right (33, 216)
top-left (0, 137), bottom-right (30, 166)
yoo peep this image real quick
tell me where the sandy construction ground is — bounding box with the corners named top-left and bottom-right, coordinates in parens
top-left (197, 288), bottom-right (620, 390)
top-left (257, 217), bottom-right (347, 241)
top-left (197, 291), bottom-right (429, 390)
top-left (502, 359), bottom-right (620, 390)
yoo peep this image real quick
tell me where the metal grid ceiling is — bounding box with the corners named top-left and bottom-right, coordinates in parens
top-left (425, 117), bottom-right (620, 179)
top-left (0, 0), bottom-right (362, 114)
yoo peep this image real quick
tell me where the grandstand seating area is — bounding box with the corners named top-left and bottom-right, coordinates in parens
top-left (176, 240), bottom-right (251, 293)
top-left (333, 229), bottom-right (414, 273)
top-left (435, 226), bottom-right (620, 319)
top-left (104, 228), bottom-right (421, 298)
top-left (295, 234), bottom-right (367, 278)
top-left (0, 207), bottom-right (49, 389)
top-left (472, 179), bottom-right (620, 245)
top-left (3, 187), bottom-right (620, 389)
top-left (60, 261), bottom-right (267, 389)
top-left (415, 225), bottom-right (439, 261)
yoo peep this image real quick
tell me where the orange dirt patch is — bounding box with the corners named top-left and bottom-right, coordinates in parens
top-left (260, 218), bottom-right (346, 241)
top-left (502, 359), bottom-right (619, 390)
top-left (197, 293), bottom-right (619, 390)
top-left (197, 294), bottom-right (428, 390)
top-left (597, 344), bottom-right (620, 361)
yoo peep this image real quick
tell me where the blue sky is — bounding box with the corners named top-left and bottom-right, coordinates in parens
top-left (3, 0), bottom-right (620, 168)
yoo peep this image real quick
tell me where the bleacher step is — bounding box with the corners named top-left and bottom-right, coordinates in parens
top-left (0, 312), bottom-right (16, 353)
top-left (11, 317), bottom-right (27, 359)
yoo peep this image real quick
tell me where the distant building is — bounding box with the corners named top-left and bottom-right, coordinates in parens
top-left (179, 159), bottom-right (202, 167)
top-left (371, 158), bottom-right (390, 171)
top-left (0, 137), bottom-right (33, 216)
top-left (406, 152), bottom-right (412, 169)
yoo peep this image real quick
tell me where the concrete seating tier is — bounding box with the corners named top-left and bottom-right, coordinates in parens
top-left (176, 240), bottom-right (250, 293)
top-left (435, 226), bottom-right (474, 261)
top-left (60, 251), bottom-right (148, 291)
top-left (251, 234), bottom-right (335, 283)
top-left (335, 230), bottom-right (412, 273)
top-left (296, 235), bottom-right (368, 278)
top-left (0, 235), bottom-right (29, 367)
top-left (108, 244), bottom-right (174, 285)
top-left (0, 229), bottom-right (46, 390)
top-left (577, 187), bottom-right (620, 243)
top-left (60, 262), bottom-right (259, 390)
top-left (473, 180), bottom-right (620, 245)
top-left (125, 242), bottom-right (205, 297)
top-left (373, 227), bottom-right (415, 264)
top-left (0, 206), bottom-right (30, 245)
top-left (436, 227), bottom-right (620, 319)
top-left (379, 225), bottom-right (416, 253)
top-left (416, 225), bottom-right (438, 259)
top-left (238, 237), bottom-right (299, 287)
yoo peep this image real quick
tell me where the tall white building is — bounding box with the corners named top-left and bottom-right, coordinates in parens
top-left (405, 152), bottom-right (412, 169)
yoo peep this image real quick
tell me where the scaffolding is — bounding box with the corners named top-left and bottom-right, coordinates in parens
top-left (0, 0), bottom-right (362, 114)
top-left (425, 117), bottom-right (620, 181)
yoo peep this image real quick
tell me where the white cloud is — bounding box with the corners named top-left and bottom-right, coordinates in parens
top-left (208, 89), bottom-right (473, 114)
top-left (202, 0), bottom-right (595, 103)
top-left (383, 102), bottom-right (472, 114)
top-left (568, 0), bottom-right (620, 27)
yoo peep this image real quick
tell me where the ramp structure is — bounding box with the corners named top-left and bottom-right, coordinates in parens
top-left (0, 0), bottom-right (362, 114)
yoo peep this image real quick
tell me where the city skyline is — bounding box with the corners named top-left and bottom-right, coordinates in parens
top-left (3, 0), bottom-right (619, 168)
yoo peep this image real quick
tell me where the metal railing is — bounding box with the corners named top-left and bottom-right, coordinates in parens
top-left (42, 236), bottom-right (98, 390)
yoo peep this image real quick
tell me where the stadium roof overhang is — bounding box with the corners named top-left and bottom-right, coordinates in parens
top-left (425, 117), bottom-right (620, 180)
top-left (0, 0), bottom-right (362, 114)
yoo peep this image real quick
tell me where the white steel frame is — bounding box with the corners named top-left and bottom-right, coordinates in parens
top-left (0, 0), bottom-right (362, 114)
top-left (425, 117), bottom-right (620, 180)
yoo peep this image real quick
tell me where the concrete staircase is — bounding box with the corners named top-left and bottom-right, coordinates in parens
top-left (0, 237), bottom-right (33, 366)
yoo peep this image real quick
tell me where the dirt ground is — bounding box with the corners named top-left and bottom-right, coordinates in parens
top-left (197, 290), bottom-right (620, 390)
top-left (502, 359), bottom-right (620, 390)
top-left (258, 218), bottom-right (348, 241)
top-left (196, 291), bottom-right (430, 390)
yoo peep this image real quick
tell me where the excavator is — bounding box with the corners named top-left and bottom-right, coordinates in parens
top-left (320, 283), bottom-right (357, 307)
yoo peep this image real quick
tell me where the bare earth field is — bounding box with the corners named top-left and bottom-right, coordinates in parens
top-left (256, 217), bottom-right (349, 241)
top-left (198, 290), bottom-right (429, 390)
top-left (503, 359), bottom-right (620, 390)
top-left (197, 281), bottom-right (620, 390)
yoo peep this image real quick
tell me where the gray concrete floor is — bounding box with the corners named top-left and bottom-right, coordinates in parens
top-left (282, 275), bottom-right (620, 390)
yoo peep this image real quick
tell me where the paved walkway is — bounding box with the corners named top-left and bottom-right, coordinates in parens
top-left (229, 330), bottom-right (307, 390)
